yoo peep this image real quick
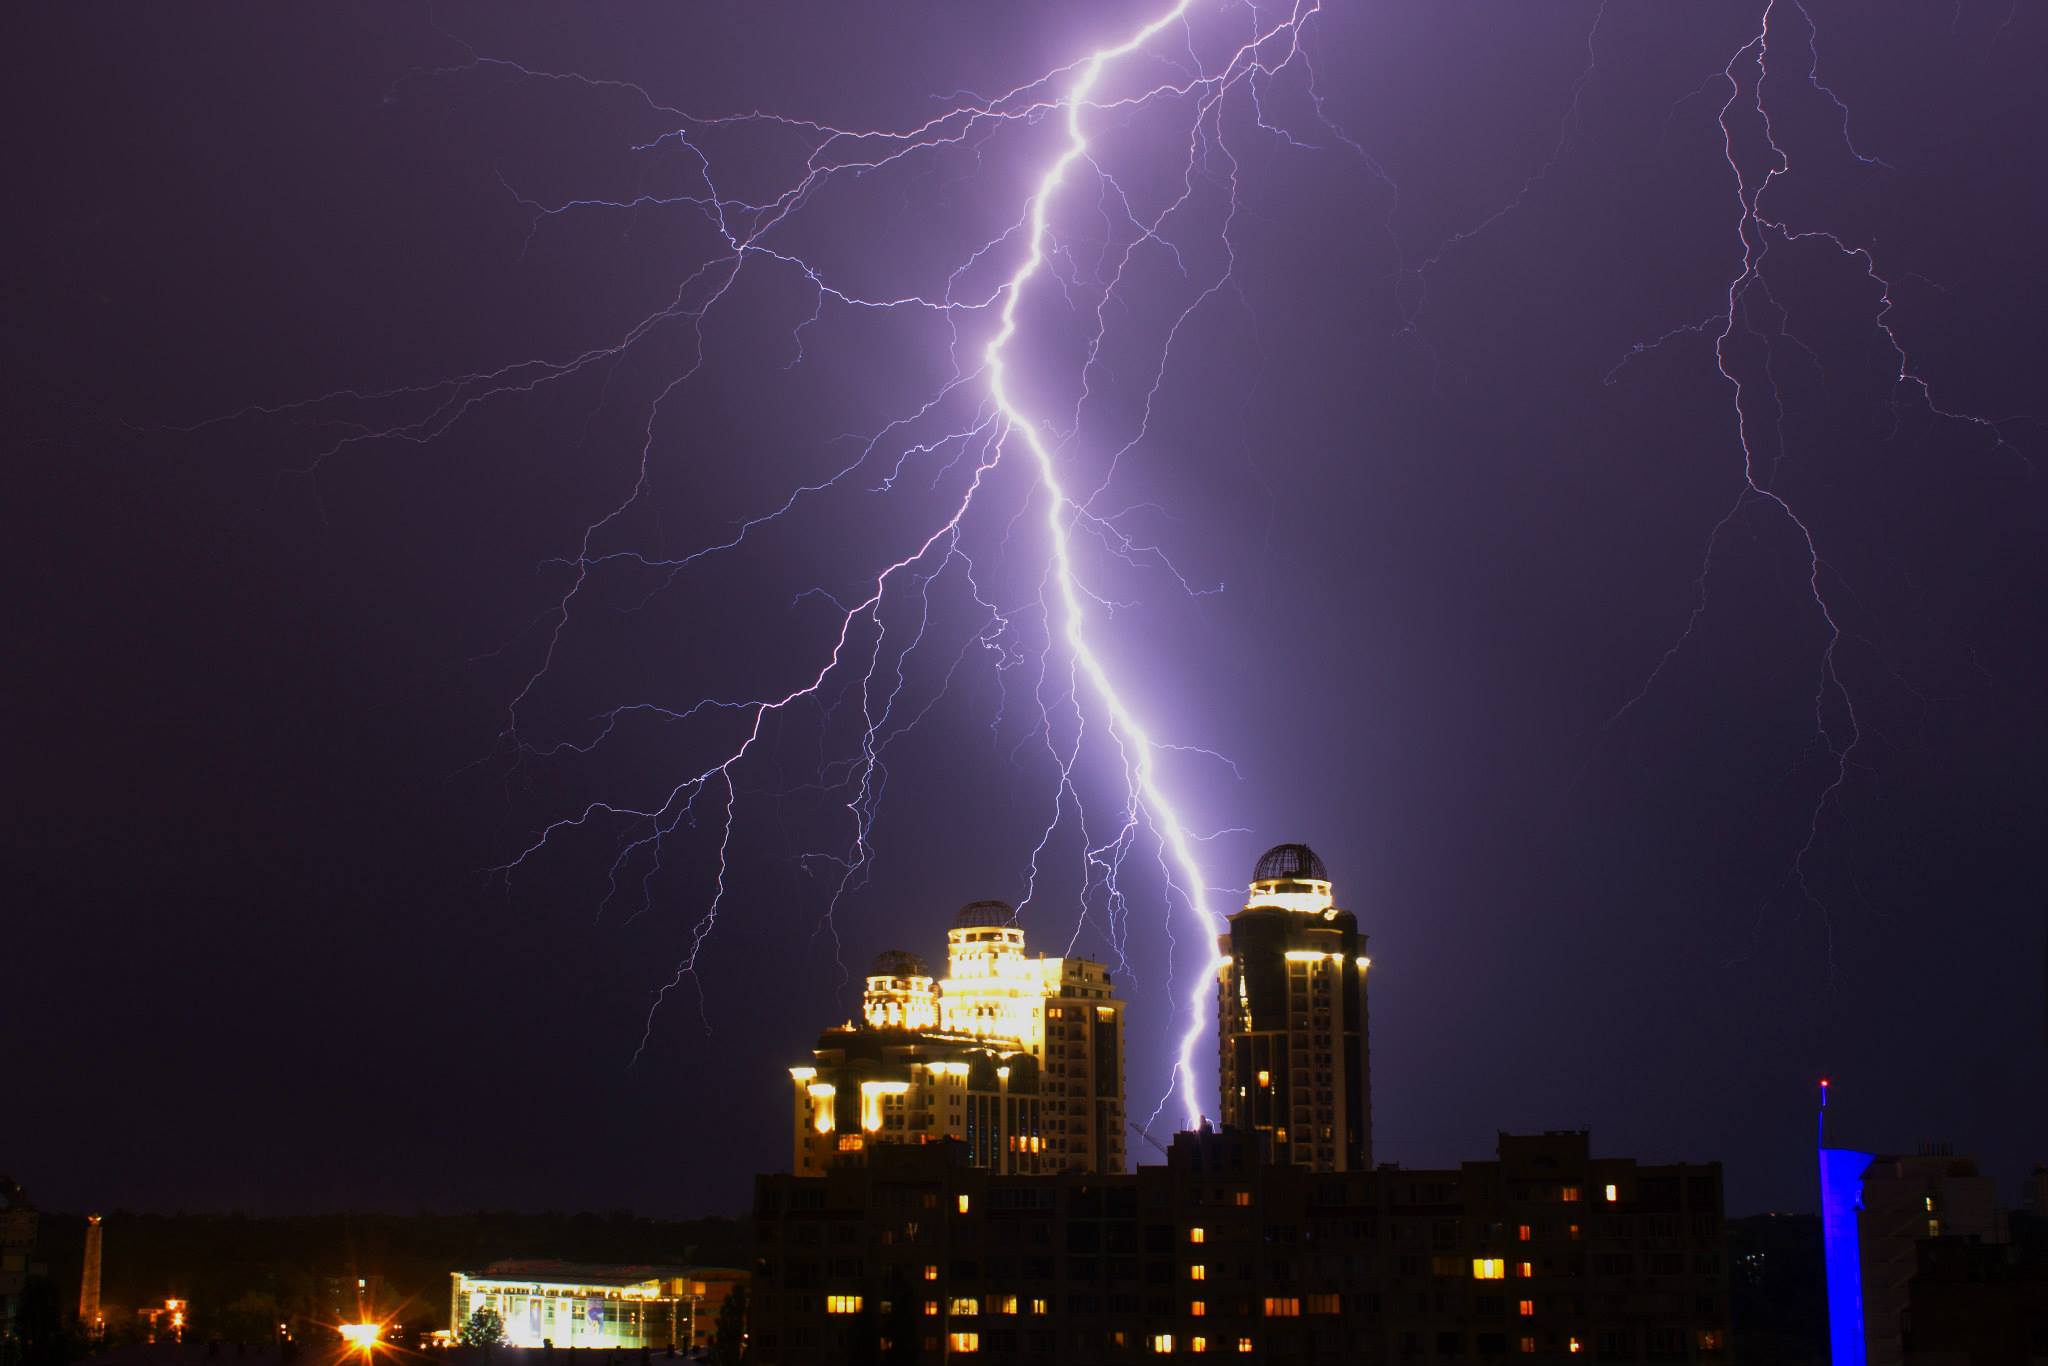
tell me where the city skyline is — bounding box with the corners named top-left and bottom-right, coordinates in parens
top-left (8, 0), bottom-right (2046, 1227)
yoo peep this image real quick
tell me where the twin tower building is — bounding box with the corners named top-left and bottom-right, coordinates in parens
top-left (784, 842), bottom-right (1372, 1175)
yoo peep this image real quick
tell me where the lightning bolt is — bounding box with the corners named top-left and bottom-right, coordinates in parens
top-left (165, 1), bottom-right (1372, 1133)
top-left (1604, 0), bottom-right (2037, 969)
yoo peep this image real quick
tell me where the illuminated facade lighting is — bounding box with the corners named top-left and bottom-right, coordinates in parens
top-left (1217, 844), bottom-right (1372, 1172)
top-left (786, 901), bottom-right (1127, 1176)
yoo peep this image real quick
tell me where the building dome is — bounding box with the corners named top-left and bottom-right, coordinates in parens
top-left (868, 949), bottom-right (929, 978)
top-left (1253, 843), bottom-right (1328, 882)
top-left (952, 898), bottom-right (1019, 929)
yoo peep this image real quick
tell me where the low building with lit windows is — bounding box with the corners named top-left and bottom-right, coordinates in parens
top-left (787, 901), bottom-right (1126, 1177)
top-left (751, 1127), bottom-right (1729, 1364)
top-left (449, 1262), bottom-right (744, 1352)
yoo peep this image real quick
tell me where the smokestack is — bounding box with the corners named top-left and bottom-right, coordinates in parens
top-left (79, 1214), bottom-right (102, 1334)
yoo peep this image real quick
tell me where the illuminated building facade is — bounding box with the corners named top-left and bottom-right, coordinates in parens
top-left (1216, 844), bottom-right (1372, 1171)
top-left (752, 1127), bottom-right (1729, 1364)
top-left (450, 1263), bottom-right (745, 1352)
top-left (788, 901), bottom-right (1126, 1177)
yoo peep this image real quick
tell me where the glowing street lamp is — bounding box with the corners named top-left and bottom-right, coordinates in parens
top-left (339, 1323), bottom-right (382, 1355)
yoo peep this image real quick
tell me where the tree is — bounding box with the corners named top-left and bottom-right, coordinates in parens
top-left (216, 1292), bottom-right (281, 1346)
top-left (13, 1276), bottom-right (76, 1366)
top-left (710, 1286), bottom-right (747, 1366)
top-left (459, 1309), bottom-right (506, 1350)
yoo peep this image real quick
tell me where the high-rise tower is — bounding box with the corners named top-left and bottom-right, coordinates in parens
top-left (78, 1214), bottom-right (102, 1336)
top-left (1215, 843), bottom-right (1372, 1170)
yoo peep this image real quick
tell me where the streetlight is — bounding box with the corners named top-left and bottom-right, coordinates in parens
top-left (340, 1323), bottom-right (382, 1356)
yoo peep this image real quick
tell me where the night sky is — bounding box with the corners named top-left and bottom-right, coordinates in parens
top-left (9, 2), bottom-right (2045, 1220)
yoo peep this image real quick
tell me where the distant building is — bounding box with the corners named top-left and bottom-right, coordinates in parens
top-left (317, 1274), bottom-right (392, 1329)
top-left (450, 1262), bottom-right (743, 1353)
top-left (0, 1180), bottom-right (36, 1347)
top-left (135, 1299), bottom-right (188, 1344)
top-left (752, 1126), bottom-right (1729, 1364)
top-left (787, 900), bottom-right (1126, 1177)
top-left (1215, 844), bottom-right (1372, 1171)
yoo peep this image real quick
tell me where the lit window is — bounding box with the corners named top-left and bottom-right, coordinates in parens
top-left (923, 1301), bottom-right (939, 1317)
top-left (1519, 1337), bottom-right (1536, 1354)
top-left (1518, 1262), bottom-right (1534, 1279)
top-left (1189, 1265), bottom-right (1206, 1281)
top-left (1190, 1338), bottom-right (1207, 1354)
top-left (923, 1265), bottom-right (939, 1281)
top-left (1927, 1219), bottom-right (1942, 1237)
top-left (1189, 1228), bottom-right (1206, 1244)
top-left (993, 1296), bottom-right (1017, 1316)
top-left (1568, 1339), bottom-right (1582, 1355)
top-left (1604, 1184), bottom-right (1618, 1203)
top-left (1924, 1196), bottom-right (1935, 1212)
top-left (1472, 1259), bottom-right (1506, 1281)
top-left (1560, 1186), bottom-right (1581, 1203)
top-left (1568, 1224), bottom-right (1581, 1241)
top-left (1190, 1301), bottom-right (1206, 1317)
top-left (1233, 1192), bottom-right (1252, 1207)
top-left (1029, 1299), bottom-right (1049, 1316)
top-left (1261, 1298), bottom-right (1300, 1318)
top-left (1700, 1330), bottom-right (1725, 1350)
top-left (1517, 1300), bottom-right (1534, 1317)
top-left (957, 1195), bottom-right (971, 1214)
top-left (1257, 1070), bottom-right (1271, 1087)
top-left (826, 1296), bottom-right (863, 1315)
top-left (948, 1332), bottom-right (979, 1353)
top-left (1150, 1335), bottom-right (1174, 1354)
top-left (1305, 1294), bottom-right (1339, 1314)
top-left (1517, 1224), bottom-right (1532, 1242)
top-left (949, 1298), bottom-right (979, 1317)
top-left (1236, 1338), bottom-right (1253, 1354)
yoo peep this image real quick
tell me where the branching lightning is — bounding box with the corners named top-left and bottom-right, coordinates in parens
top-left (177, 0), bottom-right (1368, 1130)
top-left (1603, 0), bottom-right (2037, 968)
top-left (167, 0), bottom-right (2033, 1130)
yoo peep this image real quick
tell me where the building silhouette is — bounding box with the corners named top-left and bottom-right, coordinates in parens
top-left (753, 1126), bottom-right (1729, 1364)
top-left (0, 1179), bottom-right (36, 1349)
top-left (1216, 844), bottom-right (1372, 1171)
top-left (787, 900), bottom-right (1126, 1177)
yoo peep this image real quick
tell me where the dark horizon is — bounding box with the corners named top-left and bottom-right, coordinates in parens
top-left (8, 1), bottom-right (2045, 1222)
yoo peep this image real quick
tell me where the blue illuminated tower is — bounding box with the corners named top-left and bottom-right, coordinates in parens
top-left (1818, 1080), bottom-right (1875, 1366)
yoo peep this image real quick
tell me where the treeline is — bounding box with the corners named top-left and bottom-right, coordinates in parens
top-left (33, 1210), bottom-right (748, 1337)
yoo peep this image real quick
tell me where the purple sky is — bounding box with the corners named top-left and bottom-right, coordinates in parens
top-left (8, 1), bottom-right (2045, 1218)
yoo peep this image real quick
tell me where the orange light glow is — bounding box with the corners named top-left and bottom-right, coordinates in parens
top-left (340, 1324), bottom-right (382, 1353)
